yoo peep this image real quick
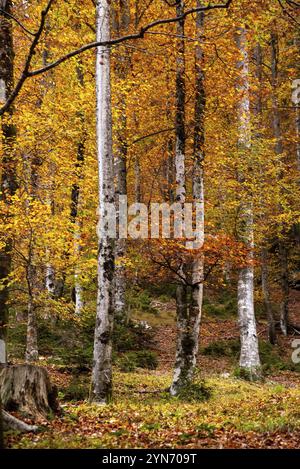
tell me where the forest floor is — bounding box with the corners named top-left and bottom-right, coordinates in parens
top-left (5, 290), bottom-right (300, 449)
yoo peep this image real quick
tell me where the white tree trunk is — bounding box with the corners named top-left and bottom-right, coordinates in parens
top-left (170, 2), bottom-right (205, 395)
top-left (74, 228), bottom-right (84, 316)
top-left (294, 38), bottom-right (300, 172)
top-left (25, 283), bottom-right (39, 363)
top-left (235, 27), bottom-right (261, 379)
top-left (113, 0), bottom-right (130, 323)
top-left (90, 0), bottom-right (115, 405)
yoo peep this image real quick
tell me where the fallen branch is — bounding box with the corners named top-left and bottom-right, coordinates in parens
top-left (2, 410), bottom-right (38, 433)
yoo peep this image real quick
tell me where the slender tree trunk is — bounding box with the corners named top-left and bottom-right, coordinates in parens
top-left (0, 394), bottom-right (3, 448)
top-left (170, 0), bottom-right (187, 396)
top-left (162, 56), bottom-right (174, 202)
top-left (296, 95), bottom-right (300, 173)
top-left (0, 0), bottom-right (16, 365)
top-left (40, 41), bottom-right (59, 302)
top-left (261, 248), bottom-right (276, 344)
top-left (25, 225), bottom-right (39, 363)
top-left (254, 43), bottom-right (277, 345)
top-left (294, 37), bottom-right (300, 172)
top-left (171, 2), bottom-right (205, 395)
top-left (71, 65), bottom-right (85, 316)
top-left (279, 240), bottom-right (289, 335)
top-left (235, 27), bottom-right (261, 380)
top-left (90, 0), bottom-right (115, 404)
top-left (113, 0), bottom-right (130, 323)
top-left (271, 32), bottom-right (289, 336)
top-left (189, 0), bottom-right (205, 376)
top-left (25, 293), bottom-right (39, 362)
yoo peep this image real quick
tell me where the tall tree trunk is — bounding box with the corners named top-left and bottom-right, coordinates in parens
top-left (113, 0), bottom-right (130, 323)
top-left (40, 40), bottom-right (60, 302)
top-left (0, 394), bottom-right (3, 449)
top-left (294, 36), bottom-right (300, 172)
top-left (90, 0), bottom-right (115, 404)
top-left (170, 0), bottom-right (187, 396)
top-left (271, 32), bottom-right (289, 336)
top-left (134, 154), bottom-right (142, 203)
top-left (0, 0), bottom-right (16, 365)
top-left (71, 64), bottom-right (85, 316)
top-left (189, 0), bottom-right (205, 378)
top-left (171, 1), bottom-right (205, 395)
top-left (254, 43), bottom-right (277, 345)
top-left (261, 248), bottom-right (276, 344)
top-left (25, 259), bottom-right (39, 362)
top-left (25, 199), bottom-right (39, 362)
top-left (235, 27), bottom-right (261, 380)
top-left (162, 55), bottom-right (174, 203)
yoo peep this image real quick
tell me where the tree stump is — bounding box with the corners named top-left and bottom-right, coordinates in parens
top-left (0, 365), bottom-right (58, 422)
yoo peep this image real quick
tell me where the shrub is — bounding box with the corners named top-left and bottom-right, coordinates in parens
top-left (126, 289), bottom-right (158, 315)
top-left (62, 376), bottom-right (90, 401)
top-left (176, 381), bottom-right (212, 402)
top-left (118, 350), bottom-right (158, 372)
top-left (113, 320), bottom-right (155, 352)
top-left (118, 354), bottom-right (137, 372)
top-left (201, 339), bottom-right (240, 358)
top-left (134, 350), bottom-right (158, 369)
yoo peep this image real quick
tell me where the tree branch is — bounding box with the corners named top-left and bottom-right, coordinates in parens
top-left (0, 0), bottom-right (54, 116)
top-left (0, 8), bottom-right (35, 36)
top-left (0, 0), bottom-right (233, 116)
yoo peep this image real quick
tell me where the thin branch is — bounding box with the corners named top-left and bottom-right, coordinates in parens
top-left (0, 0), bottom-right (54, 116)
top-left (277, 0), bottom-right (300, 25)
top-left (29, 0), bottom-right (233, 78)
top-left (0, 0), bottom-right (233, 115)
top-left (0, 7), bottom-right (35, 36)
top-left (130, 127), bottom-right (175, 146)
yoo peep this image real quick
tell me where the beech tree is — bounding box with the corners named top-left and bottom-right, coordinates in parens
top-left (235, 26), bottom-right (261, 380)
top-left (170, 0), bottom-right (205, 395)
top-left (113, 0), bottom-right (131, 323)
top-left (0, 0), bottom-right (16, 365)
top-left (90, 0), bottom-right (115, 404)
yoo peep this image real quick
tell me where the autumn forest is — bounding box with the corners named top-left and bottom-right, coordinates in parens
top-left (0, 0), bottom-right (300, 452)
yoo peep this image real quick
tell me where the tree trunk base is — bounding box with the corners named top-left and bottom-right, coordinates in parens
top-left (0, 364), bottom-right (58, 422)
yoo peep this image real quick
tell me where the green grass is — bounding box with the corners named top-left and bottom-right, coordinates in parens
top-left (8, 371), bottom-right (300, 449)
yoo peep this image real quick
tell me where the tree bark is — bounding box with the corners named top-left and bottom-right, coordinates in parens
top-left (90, 0), bottom-right (115, 405)
top-left (293, 36), bottom-right (300, 172)
top-left (0, 0), bottom-right (17, 365)
top-left (113, 0), bottom-right (130, 323)
top-left (71, 64), bottom-right (85, 316)
top-left (235, 27), bottom-right (261, 380)
top-left (0, 364), bottom-right (58, 421)
top-left (254, 43), bottom-right (277, 345)
top-left (0, 394), bottom-right (3, 448)
top-left (170, 1), bottom-right (205, 395)
top-left (261, 248), bottom-right (276, 345)
top-left (162, 55), bottom-right (175, 203)
top-left (25, 265), bottom-right (39, 362)
top-left (2, 410), bottom-right (38, 433)
top-left (270, 32), bottom-right (290, 336)
top-left (189, 0), bottom-right (205, 379)
top-left (170, 0), bottom-right (187, 396)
